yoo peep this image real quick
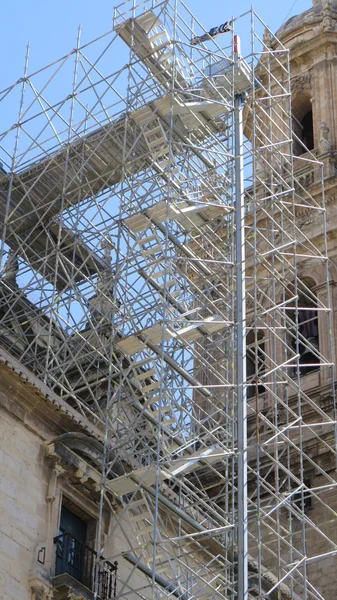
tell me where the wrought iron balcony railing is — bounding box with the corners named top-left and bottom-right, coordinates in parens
top-left (54, 532), bottom-right (118, 599)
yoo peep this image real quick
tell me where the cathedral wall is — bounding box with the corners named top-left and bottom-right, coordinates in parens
top-left (304, 475), bottom-right (337, 598)
top-left (0, 396), bottom-right (50, 600)
top-left (0, 384), bottom-right (156, 600)
top-left (249, 469), bottom-right (337, 599)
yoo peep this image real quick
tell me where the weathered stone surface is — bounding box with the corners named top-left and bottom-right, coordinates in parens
top-left (0, 408), bottom-right (48, 600)
top-left (2, 3), bottom-right (337, 600)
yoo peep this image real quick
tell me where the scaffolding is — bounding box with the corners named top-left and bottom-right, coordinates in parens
top-left (0, 1), bottom-right (336, 599)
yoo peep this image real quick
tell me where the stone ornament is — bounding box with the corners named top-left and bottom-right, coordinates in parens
top-left (318, 121), bottom-right (331, 153)
top-left (29, 579), bottom-right (53, 600)
top-left (263, 27), bottom-right (273, 49)
top-left (290, 73), bottom-right (312, 94)
top-left (322, 0), bottom-right (335, 31)
top-left (3, 249), bottom-right (19, 285)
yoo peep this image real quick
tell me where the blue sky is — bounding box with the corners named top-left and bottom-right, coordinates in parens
top-left (1, 0), bottom-right (310, 93)
top-left (0, 0), bottom-right (312, 321)
top-left (0, 0), bottom-right (312, 175)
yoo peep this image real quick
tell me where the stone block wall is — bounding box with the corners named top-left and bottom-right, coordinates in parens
top-left (0, 405), bottom-right (49, 600)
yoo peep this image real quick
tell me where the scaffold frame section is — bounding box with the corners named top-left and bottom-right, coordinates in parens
top-left (0, 1), bottom-right (336, 599)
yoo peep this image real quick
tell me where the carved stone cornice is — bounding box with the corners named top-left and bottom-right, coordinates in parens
top-left (0, 346), bottom-right (104, 442)
top-left (296, 193), bottom-right (337, 217)
top-left (290, 73), bottom-right (312, 94)
top-left (297, 215), bottom-right (314, 228)
top-left (325, 194), bottom-right (337, 205)
top-left (319, 392), bottom-right (335, 412)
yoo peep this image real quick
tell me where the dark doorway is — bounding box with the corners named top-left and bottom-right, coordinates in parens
top-left (292, 93), bottom-right (314, 156)
top-left (301, 110), bottom-right (314, 152)
top-left (297, 304), bottom-right (319, 375)
top-left (59, 505), bottom-right (87, 540)
top-left (55, 504), bottom-right (88, 584)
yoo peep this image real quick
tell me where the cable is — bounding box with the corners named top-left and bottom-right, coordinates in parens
top-left (282, 0), bottom-right (299, 25)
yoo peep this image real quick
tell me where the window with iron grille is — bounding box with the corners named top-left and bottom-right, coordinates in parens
top-left (54, 503), bottom-right (117, 599)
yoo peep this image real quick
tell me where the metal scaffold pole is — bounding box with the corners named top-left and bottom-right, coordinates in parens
top-left (234, 35), bottom-right (248, 600)
top-left (0, 3), bottom-right (335, 599)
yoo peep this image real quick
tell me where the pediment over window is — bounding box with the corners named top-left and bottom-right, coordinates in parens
top-left (44, 433), bottom-right (124, 502)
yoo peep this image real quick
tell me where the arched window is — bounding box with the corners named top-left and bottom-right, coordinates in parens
top-left (292, 92), bottom-right (314, 156)
top-left (246, 330), bottom-right (265, 399)
top-left (289, 282), bottom-right (319, 377)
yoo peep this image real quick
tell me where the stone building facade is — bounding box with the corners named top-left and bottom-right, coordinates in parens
top-left (0, 329), bottom-right (162, 600)
top-left (2, 1), bottom-right (337, 600)
top-left (245, 2), bottom-right (337, 598)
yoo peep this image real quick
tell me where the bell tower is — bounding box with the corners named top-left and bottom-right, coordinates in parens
top-left (276, 0), bottom-right (337, 154)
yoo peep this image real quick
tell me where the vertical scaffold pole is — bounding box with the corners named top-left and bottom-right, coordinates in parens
top-left (234, 34), bottom-right (248, 600)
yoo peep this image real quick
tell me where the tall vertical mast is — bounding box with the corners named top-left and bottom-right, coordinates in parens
top-left (234, 33), bottom-right (248, 600)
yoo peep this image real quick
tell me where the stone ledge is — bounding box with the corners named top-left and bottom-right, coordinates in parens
top-left (0, 346), bottom-right (104, 442)
top-left (53, 573), bottom-right (94, 600)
